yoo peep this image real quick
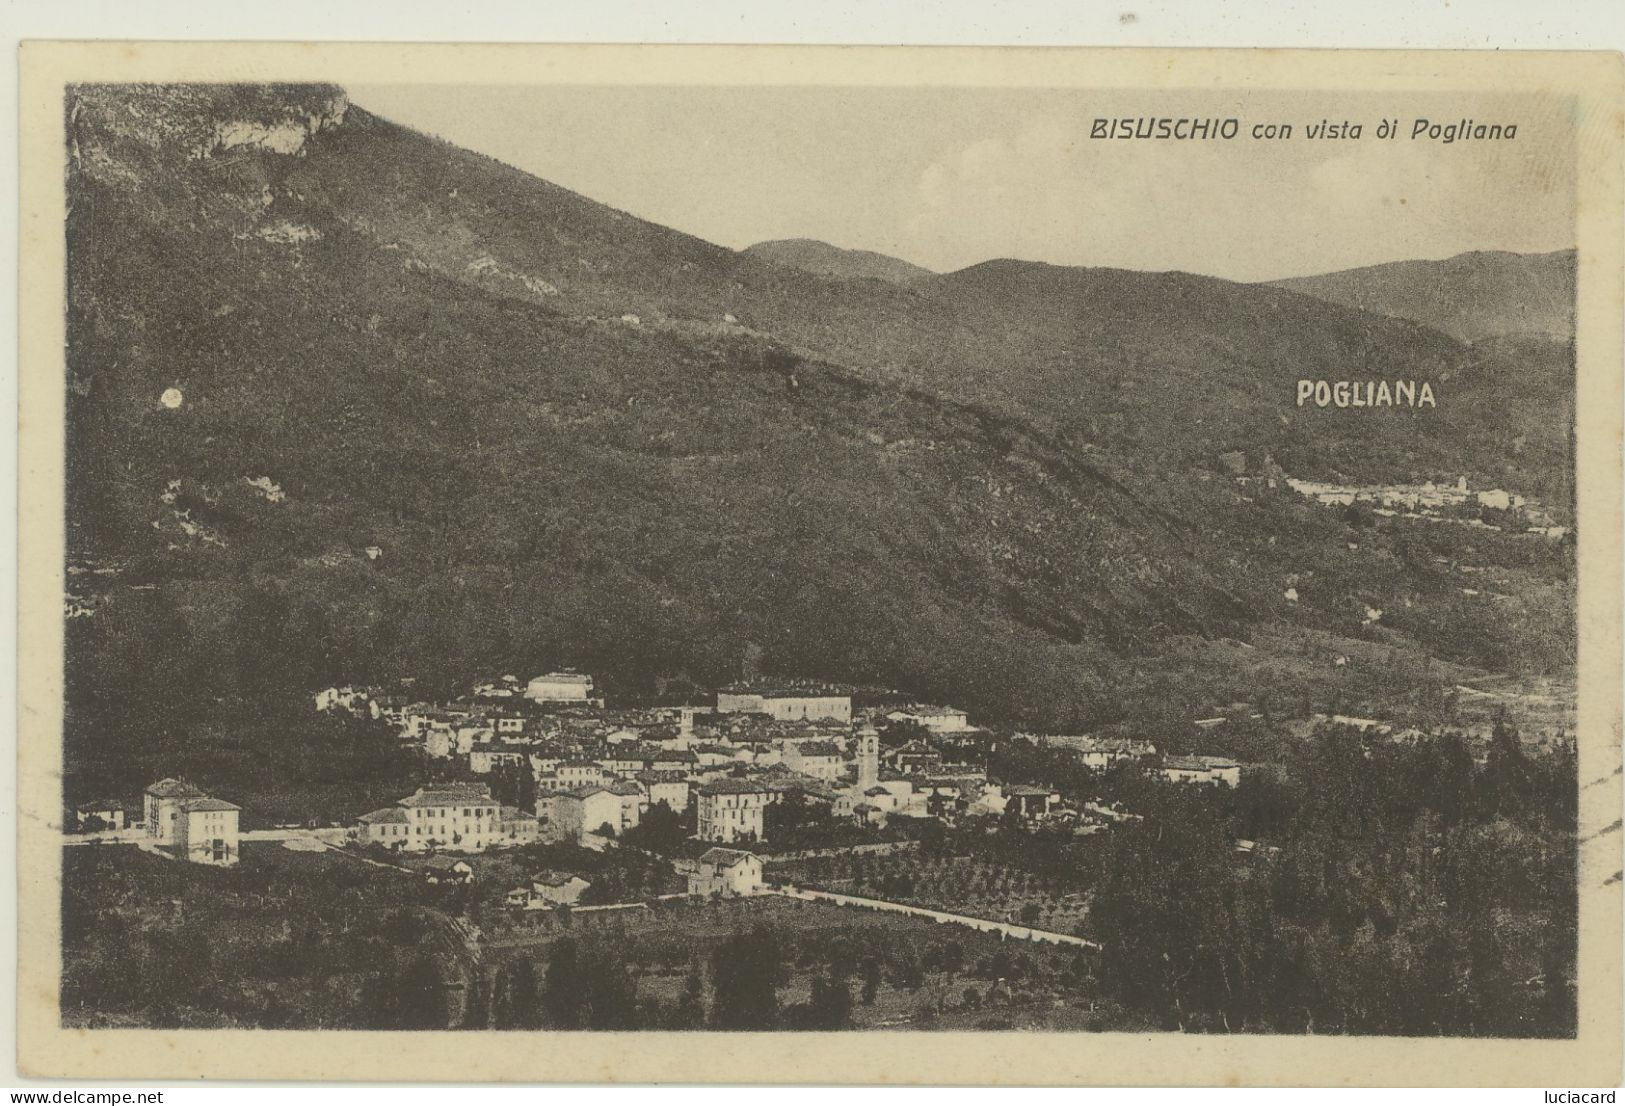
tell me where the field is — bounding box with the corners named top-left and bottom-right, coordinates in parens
top-left (772, 851), bottom-right (1092, 935)
top-left (61, 841), bottom-right (1108, 1031)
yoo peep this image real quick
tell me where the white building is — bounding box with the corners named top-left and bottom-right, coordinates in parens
top-left (555, 786), bottom-right (624, 842)
top-left (886, 705), bottom-right (972, 733)
top-left (73, 799), bottom-right (127, 832)
top-left (1056, 736), bottom-right (1157, 771)
top-left (780, 739), bottom-right (845, 783)
top-left (355, 782), bottom-right (502, 852)
top-left (144, 778), bottom-right (207, 845)
top-left (525, 671), bottom-right (598, 704)
top-left (715, 689), bottom-right (851, 723)
top-left (469, 745), bottom-right (527, 774)
top-left (696, 778), bottom-right (769, 843)
top-left (173, 796), bottom-right (241, 866)
top-left (637, 771), bottom-right (690, 813)
top-left (689, 848), bottom-right (764, 897)
top-left (531, 871), bottom-right (592, 906)
top-left (1160, 755), bottom-right (1241, 788)
top-left (496, 805), bottom-right (542, 846)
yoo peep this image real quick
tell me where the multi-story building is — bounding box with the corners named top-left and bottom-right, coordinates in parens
top-left (470, 744), bottom-right (528, 774)
top-left (715, 688), bottom-right (852, 723)
top-left (887, 740), bottom-right (943, 776)
top-left (886, 705), bottom-right (972, 733)
top-left (525, 671), bottom-right (598, 704)
top-left (696, 778), bottom-right (769, 843)
top-left (554, 786), bottom-right (625, 842)
top-left (781, 739), bottom-right (845, 783)
top-left (609, 781), bottom-right (644, 831)
top-left (557, 760), bottom-right (609, 790)
top-left (636, 771), bottom-right (690, 813)
top-left (144, 779), bottom-right (240, 864)
top-left (144, 778), bottom-right (206, 845)
top-left (355, 782), bottom-right (502, 852)
top-left (174, 796), bottom-right (241, 866)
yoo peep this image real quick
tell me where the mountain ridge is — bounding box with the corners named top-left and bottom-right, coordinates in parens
top-left (743, 238), bottom-right (936, 285)
top-left (1269, 248), bottom-right (1576, 342)
top-left (60, 83), bottom-right (1575, 798)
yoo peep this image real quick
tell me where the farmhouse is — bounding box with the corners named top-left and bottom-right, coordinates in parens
top-left (688, 848), bottom-right (764, 897)
top-left (74, 799), bottom-right (127, 832)
top-left (355, 805), bottom-right (412, 848)
top-left (1005, 784), bottom-right (1060, 819)
top-left (532, 871), bottom-right (592, 906)
top-left (1161, 755), bottom-right (1242, 788)
top-left (423, 858), bottom-right (474, 884)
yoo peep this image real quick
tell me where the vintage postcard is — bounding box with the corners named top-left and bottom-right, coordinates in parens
top-left (15, 42), bottom-right (1624, 1084)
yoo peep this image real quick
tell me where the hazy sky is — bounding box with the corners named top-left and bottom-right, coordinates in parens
top-left (350, 84), bottom-right (1576, 282)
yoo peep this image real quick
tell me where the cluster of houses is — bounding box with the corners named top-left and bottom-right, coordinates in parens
top-left (311, 673), bottom-right (1259, 856)
top-left (78, 674), bottom-right (1246, 875)
top-left (1284, 476), bottom-right (1567, 538)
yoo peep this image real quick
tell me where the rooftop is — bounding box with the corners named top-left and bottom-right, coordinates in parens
top-left (561, 785), bottom-right (612, 799)
top-left (145, 777), bottom-right (205, 799)
top-left (699, 847), bottom-right (759, 867)
top-left (534, 870), bottom-right (590, 887)
top-left (358, 807), bottom-right (411, 825)
top-left (698, 778), bottom-right (769, 795)
top-left (180, 796), bottom-right (241, 813)
top-left (400, 784), bottom-right (493, 807)
top-left (792, 740), bottom-right (843, 758)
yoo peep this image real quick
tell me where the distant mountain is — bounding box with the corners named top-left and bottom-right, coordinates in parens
top-left (60, 84), bottom-right (1574, 799)
top-left (743, 238), bottom-right (935, 285)
top-left (1270, 250), bottom-right (1576, 343)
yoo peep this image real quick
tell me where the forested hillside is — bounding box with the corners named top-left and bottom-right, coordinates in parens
top-left (63, 84), bottom-right (1575, 800)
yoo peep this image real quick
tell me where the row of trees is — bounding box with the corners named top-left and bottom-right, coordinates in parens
top-left (1085, 722), bottom-right (1577, 1035)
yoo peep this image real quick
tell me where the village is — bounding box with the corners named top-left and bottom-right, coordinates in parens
top-left (64, 670), bottom-right (1264, 940)
top-left (1282, 474), bottom-right (1569, 538)
top-left (60, 634), bottom-right (1576, 1024)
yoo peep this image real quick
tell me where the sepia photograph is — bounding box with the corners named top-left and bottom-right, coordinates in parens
top-left (14, 41), bottom-right (1624, 1085)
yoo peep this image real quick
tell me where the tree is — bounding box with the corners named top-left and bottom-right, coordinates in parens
top-left (391, 955), bottom-right (449, 1030)
top-left (494, 958), bottom-right (539, 1029)
top-left (807, 972), bottom-right (854, 1029)
top-left (860, 957), bottom-right (882, 1005)
top-left (710, 928), bottom-right (780, 1029)
top-left (670, 965), bottom-right (706, 1029)
top-left (584, 958), bottom-right (641, 1029)
top-left (543, 938), bottom-right (587, 1028)
top-left (622, 801), bottom-right (687, 854)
